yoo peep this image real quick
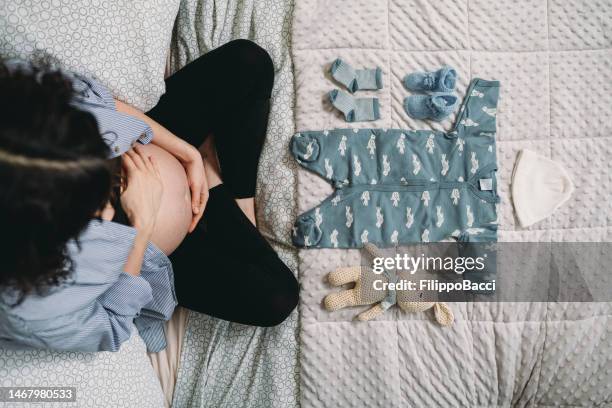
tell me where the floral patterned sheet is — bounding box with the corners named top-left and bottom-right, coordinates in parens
top-left (169, 0), bottom-right (300, 407)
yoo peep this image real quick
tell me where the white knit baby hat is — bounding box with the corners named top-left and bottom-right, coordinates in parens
top-left (511, 149), bottom-right (575, 227)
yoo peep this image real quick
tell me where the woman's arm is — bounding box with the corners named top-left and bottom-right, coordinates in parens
top-left (44, 149), bottom-right (166, 352)
top-left (27, 274), bottom-right (154, 352)
top-left (115, 100), bottom-right (194, 162)
top-left (115, 99), bottom-right (208, 232)
top-left (123, 228), bottom-right (153, 276)
top-left (43, 148), bottom-right (165, 352)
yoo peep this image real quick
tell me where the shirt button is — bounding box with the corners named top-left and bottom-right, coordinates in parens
top-left (113, 145), bottom-right (120, 154)
top-left (140, 132), bottom-right (147, 141)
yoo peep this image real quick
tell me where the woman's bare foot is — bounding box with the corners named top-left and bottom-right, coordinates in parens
top-left (200, 136), bottom-right (257, 226)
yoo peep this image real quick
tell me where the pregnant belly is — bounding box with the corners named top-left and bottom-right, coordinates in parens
top-left (137, 144), bottom-right (192, 255)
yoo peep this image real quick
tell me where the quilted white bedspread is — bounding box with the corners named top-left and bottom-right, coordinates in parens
top-left (292, 1), bottom-right (612, 406)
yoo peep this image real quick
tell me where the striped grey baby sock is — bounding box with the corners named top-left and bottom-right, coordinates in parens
top-left (329, 89), bottom-right (380, 122)
top-left (330, 58), bottom-right (383, 93)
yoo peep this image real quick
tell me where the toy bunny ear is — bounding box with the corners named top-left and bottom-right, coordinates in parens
top-left (433, 303), bottom-right (454, 326)
top-left (363, 243), bottom-right (386, 259)
top-left (324, 289), bottom-right (358, 311)
top-left (327, 266), bottom-right (361, 287)
top-left (357, 304), bottom-right (385, 321)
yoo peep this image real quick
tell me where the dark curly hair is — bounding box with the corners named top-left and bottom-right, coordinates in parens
top-left (0, 60), bottom-right (112, 300)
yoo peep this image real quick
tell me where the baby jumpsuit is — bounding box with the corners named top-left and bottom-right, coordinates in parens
top-left (292, 78), bottom-right (500, 249)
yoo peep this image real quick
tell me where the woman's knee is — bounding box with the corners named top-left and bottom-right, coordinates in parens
top-left (258, 271), bottom-right (299, 327)
top-left (225, 39), bottom-right (274, 96)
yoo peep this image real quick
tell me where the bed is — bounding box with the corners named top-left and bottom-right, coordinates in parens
top-left (1, 0), bottom-right (611, 407)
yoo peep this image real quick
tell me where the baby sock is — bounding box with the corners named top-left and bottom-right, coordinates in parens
top-left (330, 58), bottom-right (383, 93)
top-left (329, 89), bottom-right (380, 122)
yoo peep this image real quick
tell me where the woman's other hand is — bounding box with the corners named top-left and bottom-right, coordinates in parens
top-left (121, 146), bottom-right (164, 237)
top-left (182, 146), bottom-right (209, 232)
top-left (114, 99), bottom-right (208, 232)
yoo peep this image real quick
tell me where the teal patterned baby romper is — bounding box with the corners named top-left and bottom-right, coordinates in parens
top-left (292, 78), bottom-right (500, 249)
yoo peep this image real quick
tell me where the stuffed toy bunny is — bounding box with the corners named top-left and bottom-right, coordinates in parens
top-left (323, 243), bottom-right (454, 325)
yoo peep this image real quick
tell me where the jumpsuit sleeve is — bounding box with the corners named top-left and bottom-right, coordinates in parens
top-left (291, 130), bottom-right (346, 184)
top-left (454, 79), bottom-right (500, 137)
top-left (291, 128), bottom-right (410, 187)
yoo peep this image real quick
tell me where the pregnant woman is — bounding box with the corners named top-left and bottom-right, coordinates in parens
top-left (0, 40), bottom-right (298, 352)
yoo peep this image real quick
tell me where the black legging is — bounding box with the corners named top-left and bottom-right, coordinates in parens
top-left (146, 39), bottom-right (298, 327)
top-left (148, 39), bottom-right (273, 198)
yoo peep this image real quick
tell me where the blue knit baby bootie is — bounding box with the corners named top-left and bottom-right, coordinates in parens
top-left (404, 93), bottom-right (458, 121)
top-left (403, 66), bottom-right (457, 93)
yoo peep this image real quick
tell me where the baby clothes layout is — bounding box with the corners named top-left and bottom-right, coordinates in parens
top-left (292, 78), bottom-right (500, 249)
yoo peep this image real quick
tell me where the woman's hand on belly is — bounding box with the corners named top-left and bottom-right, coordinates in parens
top-left (114, 99), bottom-right (208, 232)
top-left (121, 147), bottom-right (164, 234)
top-left (182, 146), bottom-right (209, 232)
top-left (134, 144), bottom-right (193, 255)
top-left (120, 147), bottom-right (164, 275)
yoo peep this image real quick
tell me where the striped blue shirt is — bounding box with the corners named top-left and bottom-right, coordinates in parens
top-left (0, 63), bottom-right (176, 352)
